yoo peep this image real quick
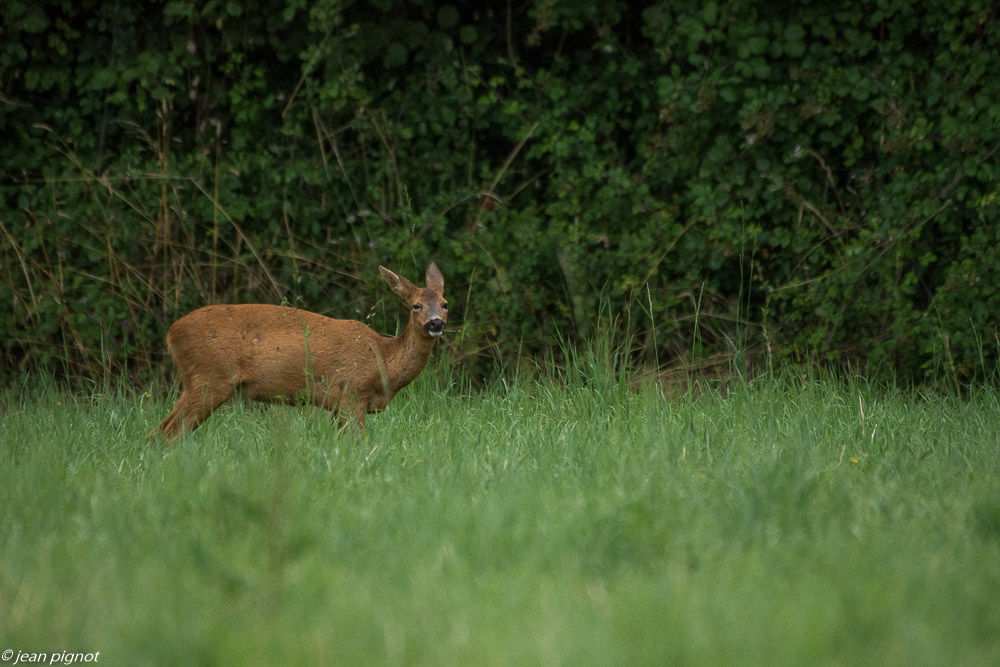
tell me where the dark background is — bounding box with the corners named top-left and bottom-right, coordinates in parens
top-left (2, 0), bottom-right (999, 385)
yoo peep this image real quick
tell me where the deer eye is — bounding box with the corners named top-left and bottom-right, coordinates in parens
top-left (441, 302), bottom-right (448, 310)
top-left (412, 304), bottom-right (422, 310)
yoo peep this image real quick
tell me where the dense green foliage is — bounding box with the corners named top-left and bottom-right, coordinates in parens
top-left (2, 372), bottom-right (999, 663)
top-left (2, 0), bottom-right (999, 383)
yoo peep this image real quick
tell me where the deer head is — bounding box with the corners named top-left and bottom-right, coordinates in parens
top-left (379, 263), bottom-right (448, 338)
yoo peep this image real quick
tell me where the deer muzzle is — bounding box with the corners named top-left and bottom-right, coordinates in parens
top-left (425, 318), bottom-right (445, 337)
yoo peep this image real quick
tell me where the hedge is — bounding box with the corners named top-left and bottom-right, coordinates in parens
top-left (2, 0), bottom-right (999, 384)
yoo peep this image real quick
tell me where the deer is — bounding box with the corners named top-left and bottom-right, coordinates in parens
top-left (151, 263), bottom-right (447, 441)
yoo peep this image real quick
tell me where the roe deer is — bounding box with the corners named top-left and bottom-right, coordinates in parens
top-left (152, 263), bottom-right (447, 440)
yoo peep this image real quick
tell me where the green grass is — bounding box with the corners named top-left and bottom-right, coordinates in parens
top-left (2, 370), bottom-right (999, 665)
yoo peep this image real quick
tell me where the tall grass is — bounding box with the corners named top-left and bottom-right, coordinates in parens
top-left (2, 366), bottom-right (999, 665)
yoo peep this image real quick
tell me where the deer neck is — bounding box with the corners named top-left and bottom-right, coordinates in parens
top-left (380, 319), bottom-right (437, 394)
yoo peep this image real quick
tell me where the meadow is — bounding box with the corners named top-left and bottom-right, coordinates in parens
top-left (2, 366), bottom-right (999, 665)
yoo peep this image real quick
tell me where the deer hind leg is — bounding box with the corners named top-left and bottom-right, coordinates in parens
top-left (156, 383), bottom-right (234, 440)
top-left (153, 399), bottom-right (184, 440)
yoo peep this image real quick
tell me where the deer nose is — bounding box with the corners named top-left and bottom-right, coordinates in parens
top-left (424, 318), bottom-right (445, 336)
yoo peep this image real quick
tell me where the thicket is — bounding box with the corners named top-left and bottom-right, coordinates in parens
top-left (2, 0), bottom-right (999, 385)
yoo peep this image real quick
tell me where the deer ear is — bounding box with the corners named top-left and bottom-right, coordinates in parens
top-left (380, 265), bottom-right (416, 298)
top-left (425, 262), bottom-right (444, 292)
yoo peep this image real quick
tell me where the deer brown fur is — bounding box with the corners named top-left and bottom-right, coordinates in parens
top-left (152, 263), bottom-right (447, 440)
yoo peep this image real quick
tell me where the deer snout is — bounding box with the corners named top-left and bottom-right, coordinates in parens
top-left (424, 318), bottom-right (445, 337)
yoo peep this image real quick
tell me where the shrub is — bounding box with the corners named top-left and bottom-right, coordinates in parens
top-left (2, 0), bottom-right (998, 384)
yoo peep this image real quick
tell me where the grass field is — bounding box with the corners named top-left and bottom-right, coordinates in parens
top-left (2, 366), bottom-right (999, 665)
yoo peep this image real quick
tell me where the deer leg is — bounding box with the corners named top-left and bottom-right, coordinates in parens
top-left (153, 399), bottom-right (184, 440)
top-left (156, 383), bottom-right (233, 441)
top-left (332, 408), bottom-right (365, 434)
top-left (315, 390), bottom-right (365, 434)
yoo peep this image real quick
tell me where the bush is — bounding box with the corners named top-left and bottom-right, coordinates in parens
top-left (2, 0), bottom-right (999, 384)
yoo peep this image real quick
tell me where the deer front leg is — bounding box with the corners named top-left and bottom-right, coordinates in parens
top-left (316, 389), bottom-right (366, 435)
top-left (331, 403), bottom-right (365, 433)
top-left (352, 406), bottom-right (366, 432)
